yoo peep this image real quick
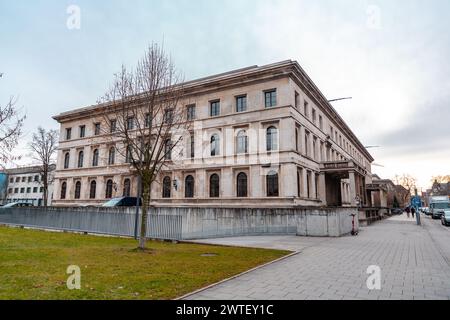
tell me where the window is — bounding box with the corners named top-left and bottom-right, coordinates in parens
top-left (237, 172), bottom-right (248, 197)
top-left (94, 123), bottom-right (101, 135)
top-left (66, 128), bottom-right (72, 140)
top-left (14, 188), bottom-right (18, 193)
top-left (305, 131), bottom-right (310, 157)
top-left (297, 169), bottom-right (302, 197)
top-left (164, 140), bottom-right (172, 160)
top-left (210, 134), bottom-right (220, 156)
top-left (108, 147), bottom-right (115, 165)
top-left (189, 134), bottom-right (195, 159)
top-left (60, 182), bottom-right (67, 200)
top-left (64, 153), bottom-right (70, 169)
top-left (164, 109), bottom-right (174, 124)
top-left (77, 151), bottom-right (84, 168)
top-left (304, 101), bottom-right (309, 118)
top-left (9, 178), bottom-right (13, 183)
top-left (89, 180), bottom-right (97, 199)
top-left (295, 127), bottom-right (300, 152)
top-left (236, 130), bottom-right (248, 154)
top-left (266, 126), bottom-right (278, 151)
top-left (110, 119), bottom-right (117, 133)
top-left (312, 109), bottom-right (317, 124)
top-left (92, 149), bottom-right (99, 167)
top-left (295, 91), bottom-right (300, 109)
top-left (22, 177), bottom-right (26, 182)
top-left (162, 177), bottom-right (171, 198)
top-left (28, 176), bottom-right (32, 183)
top-left (306, 171), bottom-right (311, 198)
top-left (105, 180), bottom-right (113, 199)
top-left (187, 105), bottom-right (196, 121)
top-left (127, 117), bottom-right (135, 130)
top-left (15, 177), bottom-right (20, 182)
top-left (79, 125), bottom-right (86, 138)
top-left (185, 175), bottom-right (194, 198)
top-left (126, 146), bottom-right (132, 163)
top-left (209, 174), bottom-right (220, 198)
top-left (33, 187), bottom-right (38, 193)
top-left (34, 175), bottom-right (39, 182)
top-left (40, 187), bottom-right (44, 193)
top-left (236, 95), bottom-right (247, 112)
top-left (123, 179), bottom-right (131, 197)
top-left (319, 115), bottom-right (323, 130)
top-left (266, 171), bottom-right (279, 197)
top-left (8, 188), bottom-right (12, 194)
top-left (74, 181), bottom-right (81, 199)
top-left (265, 89), bottom-right (277, 108)
top-left (145, 113), bottom-right (151, 127)
top-left (210, 100), bottom-right (220, 117)
top-left (26, 187), bottom-right (31, 193)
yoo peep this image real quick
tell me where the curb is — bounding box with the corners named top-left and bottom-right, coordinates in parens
top-left (174, 250), bottom-right (300, 300)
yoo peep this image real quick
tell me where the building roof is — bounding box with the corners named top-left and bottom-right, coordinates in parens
top-left (0, 164), bottom-right (56, 175)
top-left (52, 60), bottom-right (374, 162)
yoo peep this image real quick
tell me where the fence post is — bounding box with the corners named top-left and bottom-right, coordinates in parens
top-left (134, 175), bottom-right (142, 240)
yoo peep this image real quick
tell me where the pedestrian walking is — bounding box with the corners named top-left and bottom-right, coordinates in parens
top-left (411, 207), bottom-right (416, 219)
top-left (406, 206), bottom-right (411, 218)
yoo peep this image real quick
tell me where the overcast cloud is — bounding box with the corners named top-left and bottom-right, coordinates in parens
top-left (0, 0), bottom-right (449, 189)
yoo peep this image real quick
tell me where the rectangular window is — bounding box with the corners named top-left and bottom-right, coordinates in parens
top-left (28, 176), bottom-right (32, 183)
top-left (210, 100), bottom-right (220, 117)
top-left (190, 133), bottom-right (195, 159)
top-left (22, 177), bottom-right (26, 182)
top-left (127, 117), bottom-right (135, 130)
top-left (34, 175), bottom-right (39, 182)
top-left (33, 187), bottom-right (38, 193)
top-left (20, 188), bottom-right (25, 194)
top-left (79, 125), bottom-right (86, 138)
top-left (110, 119), bottom-right (117, 133)
top-left (295, 91), bottom-right (300, 109)
top-left (26, 187), bottom-right (31, 194)
top-left (14, 188), bottom-right (18, 193)
top-left (264, 90), bottom-right (277, 108)
top-left (40, 187), bottom-right (44, 193)
top-left (304, 101), bottom-right (309, 118)
top-left (145, 113), bottom-right (151, 127)
top-left (8, 188), bottom-right (12, 194)
top-left (9, 178), bottom-right (13, 183)
top-left (15, 177), bottom-right (20, 183)
top-left (66, 128), bottom-right (72, 140)
top-left (187, 105), bottom-right (196, 121)
top-left (164, 109), bottom-right (174, 124)
top-left (312, 109), bottom-right (317, 124)
top-left (94, 123), bottom-right (101, 135)
top-left (306, 171), bottom-right (311, 198)
top-left (236, 95), bottom-right (247, 112)
top-left (319, 115), bottom-right (323, 130)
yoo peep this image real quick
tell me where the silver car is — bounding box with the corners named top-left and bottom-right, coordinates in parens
top-left (441, 210), bottom-right (450, 227)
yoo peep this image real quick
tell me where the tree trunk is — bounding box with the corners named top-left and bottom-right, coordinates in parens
top-left (138, 178), bottom-right (151, 250)
top-left (43, 172), bottom-right (48, 207)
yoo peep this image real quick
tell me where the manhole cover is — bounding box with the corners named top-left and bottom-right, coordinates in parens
top-left (201, 253), bottom-right (218, 257)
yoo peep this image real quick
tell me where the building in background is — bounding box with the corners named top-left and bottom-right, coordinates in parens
top-left (0, 164), bottom-right (56, 206)
top-left (52, 60), bottom-right (373, 207)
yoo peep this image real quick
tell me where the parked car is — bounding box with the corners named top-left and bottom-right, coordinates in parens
top-left (102, 197), bottom-right (142, 207)
top-left (0, 202), bottom-right (34, 208)
top-left (423, 207), bottom-right (431, 216)
top-left (441, 210), bottom-right (450, 227)
top-left (391, 208), bottom-right (403, 215)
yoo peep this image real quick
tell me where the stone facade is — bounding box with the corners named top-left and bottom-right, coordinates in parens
top-left (52, 60), bottom-right (373, 207)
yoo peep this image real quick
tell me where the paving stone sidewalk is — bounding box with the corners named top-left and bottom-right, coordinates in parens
top-left (185, 214), bottom-right (450, 300)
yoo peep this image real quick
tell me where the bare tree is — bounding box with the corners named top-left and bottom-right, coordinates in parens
top-left (0, 73), bottom-right (26, 167)
top-left (393, 174), bottom-right (417, 205)
top-left (99, 43), bottom-right (190, 250)
top-left (29, 127), bottom-right (59, 206)
top-left (431, 175), bottom-right (450, 184)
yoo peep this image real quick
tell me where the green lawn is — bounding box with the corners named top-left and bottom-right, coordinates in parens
top-left (0, 226), bottom-right (289, 300)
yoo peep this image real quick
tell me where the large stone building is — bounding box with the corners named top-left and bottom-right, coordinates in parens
top-left (52, 60), bottom-right (373, 207)
top-left (0, 164), bottom-right (56, 206)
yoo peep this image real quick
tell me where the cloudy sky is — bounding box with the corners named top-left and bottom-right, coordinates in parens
top-left (1, 0), bottom-right (449, 190)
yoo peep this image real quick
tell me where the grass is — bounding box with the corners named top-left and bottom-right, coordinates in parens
top-left (0, 226), bottom-right (289, 300)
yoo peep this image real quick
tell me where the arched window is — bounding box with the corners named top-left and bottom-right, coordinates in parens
top-left (237, 172), bottom-right (248, 197)
top-left (163, 176), bottom-right (171, 198)
top-left (123, 179), bottom-right (131, 197)
top-left (90, 180), bottom-right (96, 199)
top-left (210, 174), bottom-right (220, 198)
top-left (210, 134), bottom-right (220, 156)
top-left (74, 181), bottom-right (81, 199)
top-left (105, 180), bottom-right (113, 199)
top-left (64, 153), bottom-right (70, 169)
top-left (236, 130), bottom-right (248, 154)
top-left (185, 175), bottom-right (194, 198)
top-left (108, 147), bottom-right (115, 165)
top-left (60, 182), bottom-right (67, 200)
top-left (266, 126), bottom-right (278, 151)
top-left (266, 171), bottom-right (279, 197)
top-left (78, 151), bottom-right (84, 168)
top-left (92, 149), bottom-right (99, 167)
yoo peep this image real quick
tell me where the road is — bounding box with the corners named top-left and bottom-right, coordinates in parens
top-left (184, 213), bottom-right (450, 300)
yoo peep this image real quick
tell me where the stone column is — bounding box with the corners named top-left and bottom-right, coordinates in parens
top-left (318, 172), bottom-right (327, 204)
top-left (349, 171), bottom-right (357, 206)
top-left (250, 166), bottom-right (262, 198)
top-left (282, 163), bottom-right (296, 198)
top-left (222, 167), bottom-right (233, 198)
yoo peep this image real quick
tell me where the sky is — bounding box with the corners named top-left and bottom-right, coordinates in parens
top-left (0, 0), bottom-right (449, 190)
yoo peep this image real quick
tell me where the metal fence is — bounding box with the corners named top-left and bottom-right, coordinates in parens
top-left (0, 207), bottom-right (182, 240)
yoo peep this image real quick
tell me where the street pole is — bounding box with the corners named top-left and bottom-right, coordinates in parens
top-left (414, 188), bottom-right (421, 226)
top-left (134, 175), bottom-right (142, 240)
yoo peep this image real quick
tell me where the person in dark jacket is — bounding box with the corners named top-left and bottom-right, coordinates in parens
top-left (405, 206), bottom-right (411, 218)
top-left (411, 207), bottom-right (416, 219)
